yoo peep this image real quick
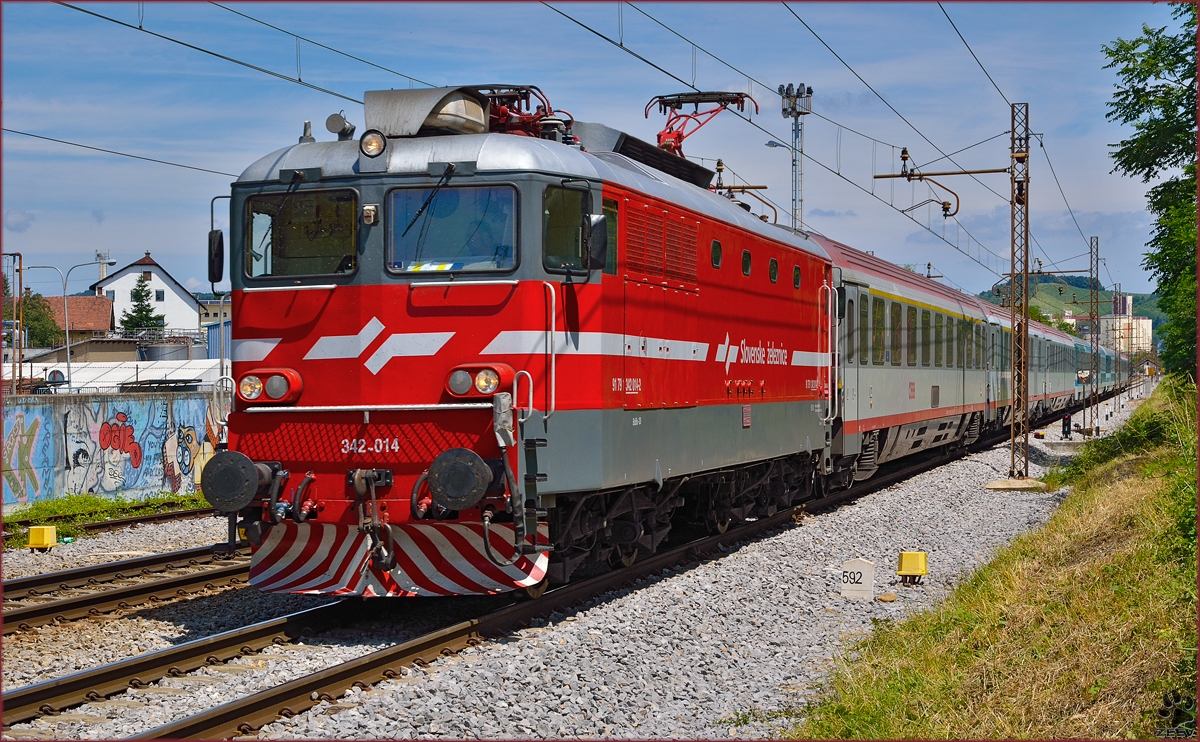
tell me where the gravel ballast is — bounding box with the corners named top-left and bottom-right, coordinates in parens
top-left (2, 387), bottom-right (1150, 740)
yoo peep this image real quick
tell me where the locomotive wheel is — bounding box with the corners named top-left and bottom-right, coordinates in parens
top-left (609, 545), bottom-right (639, 568)
top-left (522, 576), bottom-right (550, 600)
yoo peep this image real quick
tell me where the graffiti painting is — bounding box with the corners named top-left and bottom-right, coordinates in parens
top-left (3, 393), bottom-right (218, 508)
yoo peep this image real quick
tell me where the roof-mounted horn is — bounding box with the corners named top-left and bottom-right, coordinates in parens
top-left (363, 87), bottom-right (490, 137)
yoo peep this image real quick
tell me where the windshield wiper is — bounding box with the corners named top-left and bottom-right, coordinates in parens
top-left (402, 163), bottom-right (457, 238)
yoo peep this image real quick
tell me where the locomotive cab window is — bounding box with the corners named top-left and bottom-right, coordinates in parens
top-left (711, 240), bottom-right (722, 268)
top-left (246, 189), bottom-right (358, 278)
top-left (543, 186), bottom-right (587, 272)
top-left (388, 185), bottom-right (517, 273)
top-left (769, 258), bottom-right (778, 283)
top-left (741, 249), bottom-right (752, 276)
top-left (603, 198), bottom-right (619, 275)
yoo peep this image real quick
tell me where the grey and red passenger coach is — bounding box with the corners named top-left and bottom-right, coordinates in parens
top-left (200, 85), bottom-right (1125, 599)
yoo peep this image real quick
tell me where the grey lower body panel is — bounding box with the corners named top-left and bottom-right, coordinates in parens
top-left (518, 401), bottom-right (829, 495)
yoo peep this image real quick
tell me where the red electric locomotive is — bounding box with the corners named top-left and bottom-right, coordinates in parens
top-left (201, 85), bottom-right (837, 597)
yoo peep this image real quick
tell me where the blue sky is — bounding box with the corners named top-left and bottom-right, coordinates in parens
top-left (2, 2), bottom-right (1178, 298)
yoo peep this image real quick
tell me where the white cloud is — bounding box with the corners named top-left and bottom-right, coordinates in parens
top-left (91, 210), bottom-right (105, 224)
top-left (4, 208), bottom-right (35, 233)
top-left (809, 208), bottom-right (857, 218)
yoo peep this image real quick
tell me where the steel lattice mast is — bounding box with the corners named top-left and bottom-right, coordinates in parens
top-left (1008, 103), bottom-right (1031, 479)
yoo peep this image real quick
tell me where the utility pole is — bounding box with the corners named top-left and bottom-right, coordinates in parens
top-left (1088, 236), bottom-right (1100, 435)
top-left (1009, 103), bottom-right (1031, 479)
top-left (778, 83), bottom-right (812, 230)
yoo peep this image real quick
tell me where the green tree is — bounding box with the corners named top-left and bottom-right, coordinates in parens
top-left (2, 273), bottom-right (63, 347)
top-left (1103, 3), bottom-right (1197, 374)
top-left (119, 275), bottom-right (166, 332)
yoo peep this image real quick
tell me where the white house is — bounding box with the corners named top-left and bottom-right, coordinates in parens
top-left (90, 252), bottom-right (200, 333)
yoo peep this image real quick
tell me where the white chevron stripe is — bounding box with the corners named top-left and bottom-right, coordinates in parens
top-left (790, 350), bottom-right (831, 367)
top-left (364, 332), bottom-right (455, 375)
top-left (482, 330), bottom-right (708, 362)
top-left (304, 317), bottom-right (385, 360)
top-left (232, 338), bottom-right (281, 363)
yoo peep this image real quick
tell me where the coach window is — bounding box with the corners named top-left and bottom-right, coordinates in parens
top-left (602, 198), bottom-right (619, 275)
top-left (946, 317), bottom-right (955, 368)
top-left (246, 189), bottom-right (358, 278)
top-left (793, 265), bottom-right (801, 289)
top-left (871, 297), bottom-right (885, 365)
top-left (859, 300), bottom-right (869, 364)
top-left (890, 302), bottom-right (902, 366)
top-left (741, 249), bottom-right (752, 276)
top-left (921, 310), bottom-right (931, 366)
top-left (711, 240), bottom-right (722, 268)
top-left (845, 300), bottom-right (856, 363)
top-left (958, 320), bottom-right (966, 368)
top-left (769, 258), bottom-right (778, 283)
top-left (934, 314), bottom-right (944, 367)
top-left (965, 321), bottom-right (973, 368)
top-left (976, 325), bottom-right (984, 369)
top-left (906, 306), bottom-right (917, 366)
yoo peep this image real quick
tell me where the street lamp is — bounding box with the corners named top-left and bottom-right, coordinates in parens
top-left (772, 83), bottom-right (812, 231)
top-left (27, 258), bottom-right (117, 392)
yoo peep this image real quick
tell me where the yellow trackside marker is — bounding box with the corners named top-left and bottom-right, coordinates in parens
top-left (897, 551), bottom-right (928, 586)
top-left (28, 525), bottom-right (57, 552)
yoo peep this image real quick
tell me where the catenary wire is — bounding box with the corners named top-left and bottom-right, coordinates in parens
top-left (3, 128), bottom-right (239, 177)
top-left (624, 3), bottom-right (904, 150)
top-left (209, 3), bottom-right (435, 88)
top-left (912, 131), bottom-right (1009, 170)
top-left (58, 2), bottom-right (363, 105)
top-left (544, 2), bottom-right (1003, 276)
top-left (1034, 134), bottom-right (1092, 250)
top-left (937, 3), bottom-right (1011, 107)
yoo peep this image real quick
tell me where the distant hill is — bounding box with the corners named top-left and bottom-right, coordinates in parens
top-left (976, 283), bottom-right (1165, 344)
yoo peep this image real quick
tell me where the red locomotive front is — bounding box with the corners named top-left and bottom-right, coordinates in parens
top-left (201, 86), bottom-right (836, 598)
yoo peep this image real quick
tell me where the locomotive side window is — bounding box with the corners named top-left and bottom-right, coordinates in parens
top-left (859, 301), bottom-right (869, 364)
top-left (921, 310), bottom-right (931, 366)
top-left (769, 258), bottom-right (778, 284)
top-left (934, 314), bottom-right (944, 367)
top-left (845, 300), bottom-right (855, 364)
top-left (711, 240), bottom-right (722, 268)
top-left (603, 198), bottom-right (619, 275)
top-left (890, 302), bottom-right (902, 366)
top-left (543, 186), bottom-right (586, 272)
top-left (906, 306), bottom-right (917, 366)
top-left (793, 265), bottom-right (801, 289)
top-left (741, 249), bottom-right (751, 276)
top-left (871, 297), bottom-right (885, 365)
top-left (388, 185), bottom-right (517, 273)
top-left (246, 189), bottom-right (358, 278)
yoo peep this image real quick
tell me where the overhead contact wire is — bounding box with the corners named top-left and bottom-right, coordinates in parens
top-left (545, 2), bottom-right (1002, 276)
top-left (58, 2), bottom-right (363, 105)
top-left (3, 128), bottom-right (239, 177)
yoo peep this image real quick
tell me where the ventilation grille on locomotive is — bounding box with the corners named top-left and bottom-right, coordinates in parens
top-left (625, 204), bottom-right (698, 283)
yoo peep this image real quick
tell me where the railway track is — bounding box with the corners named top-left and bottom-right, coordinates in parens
top-left (3, 507), bottom-right (218, 543)
top-left (2, 545), bottom-right (250, 636)
top-left (3, 396), bottom-right (1116, 737)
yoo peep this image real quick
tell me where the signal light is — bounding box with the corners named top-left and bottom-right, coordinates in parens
top-left (445, 364), bottom-right (513, 398)
top-left (238, 369), bottom-right (303, 404)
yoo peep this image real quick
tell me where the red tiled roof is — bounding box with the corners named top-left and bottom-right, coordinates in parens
top-left (45, 296), bottom-right (115, 332)
top-left (132, 251), bottom-right (158, 266)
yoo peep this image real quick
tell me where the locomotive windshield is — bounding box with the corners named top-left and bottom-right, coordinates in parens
top-left (387, 185), bottom-right (517, 272)
top-left (245, 190), bottom-right (358, 278)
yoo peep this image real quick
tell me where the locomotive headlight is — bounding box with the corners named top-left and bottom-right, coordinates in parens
top-left (239, 375), bottom-right (264, 400)
top-left (265, 374), bottom-right (289, 400)
top-left (360, 130), bottom-right (386, 158)
top-left (473, 369), bottom-right (500, 394)
top-left (448, 369), bottom-right (473, 395)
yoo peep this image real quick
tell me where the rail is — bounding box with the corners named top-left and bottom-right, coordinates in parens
top-left (2, 543), bottom-right (243, 597)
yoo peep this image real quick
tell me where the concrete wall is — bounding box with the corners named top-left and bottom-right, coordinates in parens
top-left (2, 391), bottom-right (219, 511)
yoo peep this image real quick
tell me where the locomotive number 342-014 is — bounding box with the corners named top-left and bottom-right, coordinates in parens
top-left (341, 438), bottom-right (402, 454)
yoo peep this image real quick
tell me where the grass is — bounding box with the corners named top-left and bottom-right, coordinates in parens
top-left (777, 377), bottom-right (1197, 739)
top-left (3, 491), bottom-right (209, 547)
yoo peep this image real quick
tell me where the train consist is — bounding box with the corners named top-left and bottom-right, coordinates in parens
top-left (201, 85), bottom-right (1127, 598)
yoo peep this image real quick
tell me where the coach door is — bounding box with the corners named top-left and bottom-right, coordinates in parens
top-left (836, 284), bottom-right (864, 456)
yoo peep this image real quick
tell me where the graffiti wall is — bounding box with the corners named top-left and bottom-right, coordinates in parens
top-left (2, 392), bottom-right (219, 510)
